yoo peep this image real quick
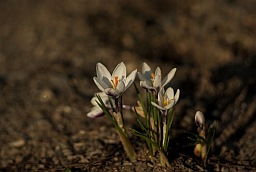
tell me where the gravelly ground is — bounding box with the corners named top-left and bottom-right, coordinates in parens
top-left (0, 0), bottom-right (256, 171)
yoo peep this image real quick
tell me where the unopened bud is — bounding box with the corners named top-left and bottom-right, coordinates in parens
top-left (195, 111), bottom-right (205, 130)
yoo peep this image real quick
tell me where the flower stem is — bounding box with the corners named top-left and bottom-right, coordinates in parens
top-left (159, 150), bottom-right (170, 167)
top-left (117, 130), bottom-right (136, 161)
top-left (113, 112), bottom-right (136, 161)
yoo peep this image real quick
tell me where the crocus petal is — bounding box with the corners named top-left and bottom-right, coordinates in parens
top-left (87, 107), bottom-right (104, 118)
top-left (158, 88), bottom-right (165, 106)
top-left (116, 80), bottom-right (125, 94)
top-left (95, 92), bottom-right (112, 105)
top-left (104, 88), bottom-right (116, 97)
top-left (151, 102), bottom-right (166, 111)
top-left (105, 88), bottom-right (120, 97)
top-left (93, 77), bottom-right (109, 92)
top-left (95, 91), bottom-right (108, 97)
top-left (153, 67), bottom-right (162, 89)
top-left (125, 69), bottom-right (137, 89)
top-left (174, 89), bottom-right (180, 103)
top-left (155, 67), bottom-right (161, 76)
top-left (143, 71), bottom-right (153, 81)
top-left (164, 101), bottom-right (175, 110)
top-left (165, 87), bottom-right (174, 100)
top-left (162, 68), bottom-right (176, 87)
top-left (112, 62), bottom-right (126, 80)
top-left (90, 96), bottom-right (98, 106)
top-left (96, 63), bottom-right (111, 80)
top-left (195, 111), bottom-right (205, 129)
top-left (140, 81), bottom-right (155, 91)
top-left (142, 62), bottom-right (151, 73)
top-left (141, 62), bottom-right (152, 79)
top-left (102, 77), bottom-right (113, 88)
top-left (137, 72), bottom-right (146, 81)
top-left (153, 73), bottom-right (161, 90)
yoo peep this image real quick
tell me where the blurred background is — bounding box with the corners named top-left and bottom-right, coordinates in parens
top-left (0, 0), bottom-right (255, 171)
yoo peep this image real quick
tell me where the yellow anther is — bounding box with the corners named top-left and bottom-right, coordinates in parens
top-left (111, 76), bottom-right (119, 89)
top-left (163, 97), bottom-right (174, 106)
top-left (163, 97), bottom-right (168, 106)
top-left (151, 73), bottom-right (155, 79)
top-left (151, 73), bottom-right (155, 83)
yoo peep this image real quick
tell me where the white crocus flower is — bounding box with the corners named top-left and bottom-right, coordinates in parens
top-left (195, 111), bottom-right (205, 130)
top-left (151, 87), bottom-right (180, 148)
top-left (93, 62), bottom-right (137, 98)
top-left (138, 62), bottom-right (176, 92)
top-left (87, 92), bottom-right (114, 118)
top-left (151, 87), bottom-right (180, 112)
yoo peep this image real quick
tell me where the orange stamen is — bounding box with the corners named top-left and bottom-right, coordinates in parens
top-left (151, 73), bottom-right (155, 83)
top-left (163, 97), bottom-right (168, 106)
top-left (151, 73), bottom-right (155, 79)
top-left (163, 97), bottom-right (174, 106)
top-left (111, 76), bottom-right (119, 89)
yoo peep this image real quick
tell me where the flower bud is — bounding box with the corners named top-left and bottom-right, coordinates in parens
top-left (195, 111), bottom-right (205, 130)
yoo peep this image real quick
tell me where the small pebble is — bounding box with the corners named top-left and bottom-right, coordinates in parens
top-left (9, 139), bottom-right (25, 147)
top-left (123, 162), bottom-right (132, 166)
top-left (39, 88), bottom-right (54, 103)
top-left (73, 142), bottom-right (85, 152)
top-left (113, 157), bottom-right (119, 162)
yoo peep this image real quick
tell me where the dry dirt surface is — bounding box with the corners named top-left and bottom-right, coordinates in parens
top-left (0, 0), bottom-right (256, 171)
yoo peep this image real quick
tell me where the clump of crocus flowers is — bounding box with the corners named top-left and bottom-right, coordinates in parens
top-left (131, 62), bottom-right (179, 166)
top-left (87, 61), bottom-right (213, 167)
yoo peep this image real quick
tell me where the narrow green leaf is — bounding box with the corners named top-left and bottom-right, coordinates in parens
top-left (183, 143), bottom-right (197, 147)
top-left (204, 128), bottom-right (216, 166)
top-left (96, 95), bottom-right (126, 137)
top-left (130, 129), bottom-right (159, 148)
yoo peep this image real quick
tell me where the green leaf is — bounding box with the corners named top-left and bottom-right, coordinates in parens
top-left (108, 96), bottom-right (116, 112)
top-left (166, 109), bottom-right (174, 131)
top-left (187, 136), bottom-right (197, 142)
top-left (163, 109), bottom-right (175, 151)
top-left (96, 95), bottom-right (126, 137)
top-left (130, 129), bottom-right (159, 149)
top-left (136, 118), bottom-right (147, 133)
top-left (183, 142), bottom-right (197, 147)
top-left (204, 128), bottom-right (215, 166)
top-left (185, 131), bottom-right (207, 144)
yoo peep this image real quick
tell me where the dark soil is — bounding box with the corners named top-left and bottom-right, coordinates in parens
top-left (0, 0), bottom-right (256, 171)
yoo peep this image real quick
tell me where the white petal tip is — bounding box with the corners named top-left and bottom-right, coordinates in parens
top-left (195, 111), bottom-right (205, 128)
